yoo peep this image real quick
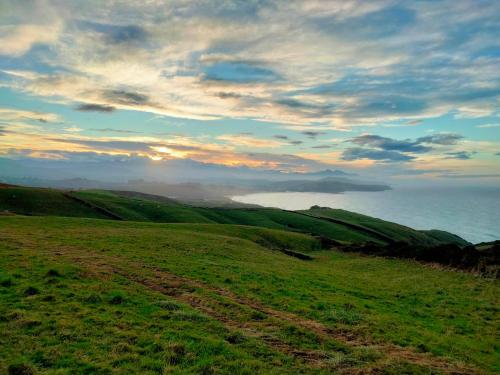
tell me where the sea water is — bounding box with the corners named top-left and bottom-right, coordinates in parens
top-left (232, 186), bottom-right (500, 244)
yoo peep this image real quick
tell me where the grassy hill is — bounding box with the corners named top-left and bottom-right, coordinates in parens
top-left (0, 185), bottom-right (468, 247)
top-left (0, 216), bottom-right (497, 374)
top-left (302, 206), bottom-right (470, 247)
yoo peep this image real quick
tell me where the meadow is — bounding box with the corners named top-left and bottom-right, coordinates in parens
top-left (1, 215), bottom-right (497, 374)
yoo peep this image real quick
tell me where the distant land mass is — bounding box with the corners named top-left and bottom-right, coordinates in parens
top-left (0, 175), bottom-right (390, 205)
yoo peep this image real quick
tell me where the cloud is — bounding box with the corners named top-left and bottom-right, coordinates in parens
top-left (89, 128), bottom-right (141, 134)
top-left (311, 145), bottom-right (333, 149)
top-left (350, 134), bottom-right (431, 153)
top-left (77, 21), bottom-right (149, 45)
top-left (103, 90), bottom-right (150, 106)
top-left (0, 23), bottom-right (61, 57)
top-left (217, 134), bottom-right (284, 148)
top-left (444, 151), bottom-right (475, 160)
top-left (417, 133), bottom-right (464, 145)
top-left (342, 147), bottom-right (415, 162)
top-left (1, 0), bottom-right (498, 129)
top-left (477, 123), bottom-right (500, 128)
top-left (302, 131), bottom-right (326, 139)
top-left (76, 104), bottom-right (115, 113)
top-left (0, 108), bottom-right (61, 123)
top-left (343, 133), bottom-right (472, 163)
top-left (204, 61), bottom-right (281, 83)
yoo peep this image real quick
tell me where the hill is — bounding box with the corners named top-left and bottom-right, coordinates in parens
top-left (0, 216), bottom-right (497, 374)
top-left (0, 185), bottom-right (465, 248)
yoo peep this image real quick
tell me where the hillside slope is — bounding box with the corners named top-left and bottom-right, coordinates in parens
top-left (302, 207), bottom-right (470, 247)
top-left (0, 216), bottom-right (496, 374)
top-left (0, 185), bottom-right (467, 247)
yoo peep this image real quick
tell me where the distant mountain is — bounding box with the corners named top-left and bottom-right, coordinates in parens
top-left (0, 156), bottom-right (357, 184)
top-left (252, 177), bottom-right (390, 193)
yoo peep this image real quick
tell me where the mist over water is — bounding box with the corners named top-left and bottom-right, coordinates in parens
top-left (232, 186), bottom-right (500, 244)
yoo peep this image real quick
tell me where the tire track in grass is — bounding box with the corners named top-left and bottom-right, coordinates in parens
top-left (0, 229), bottom-right (478, 374)
top-left (65, 250), bottom-right (477, 374)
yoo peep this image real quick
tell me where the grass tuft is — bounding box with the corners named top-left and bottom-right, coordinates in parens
top-left (45, 269), bottom-right (61, 277)
top-left (108, 291), bottom-right (125, 305)
top-left (23, 286), bottom-right (39, 296)
top-left (1, 278), bottom-right (13, 287)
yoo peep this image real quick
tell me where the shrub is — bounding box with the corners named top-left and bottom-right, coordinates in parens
top-left (8, 364), bottom-right (36, 375)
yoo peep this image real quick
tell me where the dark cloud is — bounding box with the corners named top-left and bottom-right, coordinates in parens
top-left (343, 133), bottom-right (468, 163)
top-left (445, 151), bottom-right (475, 160)
top-left (342, 147), bottom-right (415, 162)
top-left (302, 131), bottom-right (326, 139)
top-left (350, 134), bottom-right (431, 153)
top-left (496, 152), bottom-right (500, 156)
top-left (273, 135), bottom-right (303, 145)
top-left (417, 133), bottom-right (463, 145)
top-left (103, 90), bottom-right (150, 106)
top-left (311, 145), bottom-right (333, 149)
top-left (79, 21), bottom-right (148, 44)
top-left (76, 103), bottom-right (116, 113)
top-left (216, 92), bottom-right (242, 99)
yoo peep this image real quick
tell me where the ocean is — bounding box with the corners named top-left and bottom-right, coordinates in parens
top-left (231, 186), bottom-right (500, 244)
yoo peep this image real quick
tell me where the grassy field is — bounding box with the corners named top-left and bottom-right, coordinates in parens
top-left (0, 185), bottom-right (468, 247)
top-left (0, 216), bottom-right (497, 374)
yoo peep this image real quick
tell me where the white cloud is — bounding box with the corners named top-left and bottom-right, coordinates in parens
top-left (477, 123), bottom-right (500, 128)
top-left (1, 0), bottom-right (500, 133)
top-left (0, 24), bottom-right (61, 56)
top-left (0, 107), bottom-right (61, 123)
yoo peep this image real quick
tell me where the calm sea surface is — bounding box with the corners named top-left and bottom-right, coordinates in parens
top-left (232, 186), bottom-right (500, 244)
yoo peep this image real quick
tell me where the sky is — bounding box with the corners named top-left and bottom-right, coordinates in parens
top-left (0, 0), bottom-right (499, 183)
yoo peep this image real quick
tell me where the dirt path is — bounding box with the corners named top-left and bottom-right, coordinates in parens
top-left (60, 249), bottom-right (477, 374)
top-left (0, 228), bottom-right (477, 374)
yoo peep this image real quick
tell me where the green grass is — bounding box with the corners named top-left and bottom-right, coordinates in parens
top-left (0, 186), bottom-right (467, 246)
top-left (0, 185), bottom-right (108, 219)
top-left (302, 207), bottom-right (470, 246)
top-left (0, 216), bottom-right (497, 374)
